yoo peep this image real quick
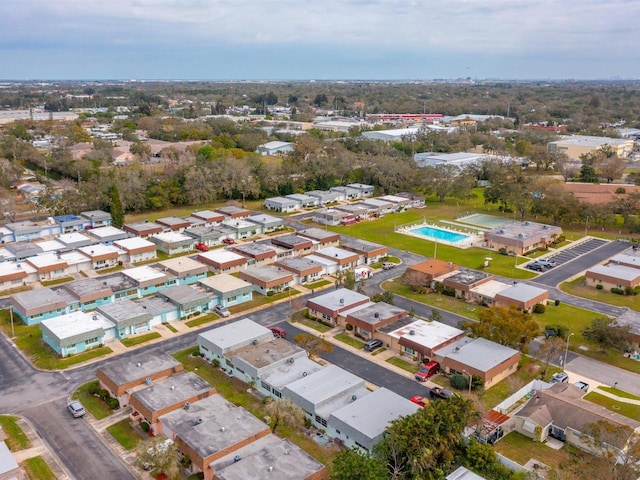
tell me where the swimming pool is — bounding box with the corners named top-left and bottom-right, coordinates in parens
top-left (407, 225), bottom-right (471, 244)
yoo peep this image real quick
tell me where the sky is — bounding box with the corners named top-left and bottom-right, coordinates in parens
top-left (1, 0), bottom-right (639, 81)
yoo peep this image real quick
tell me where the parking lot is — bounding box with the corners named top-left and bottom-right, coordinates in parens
top-left (544, 238), bottom-right (608, 266)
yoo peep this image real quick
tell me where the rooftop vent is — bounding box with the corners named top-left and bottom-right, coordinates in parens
top-left (193, 418), bottom-right (203, 426)
top-left (220, 427), bottom-right (226, 432)
top-left (339, 298), bottom-right (344, 305)
top-left (252, 339), bottom-right (258, 345)
top-left (374, 312), bottom-right (379, 318)
top-left (136, 362), bottom-right (141, 367)
top-left (184, 402), bottom-right (190, 410)
top-left (92, 315), bottom-right (98, 321)
top-left (287, 358), bottom-right (295, 364)
top-left (351, 394), bottom-right (357, 401)
top-left (302, 371), bottom-right (308, 377)
top-left (409, 330), bottom-right (415, 336)
top-left (454, 346), bottom-right (460, 352)
top-left (233, 455), bottom-right (241, 463)
top-left (267, 466), bottom-right (273, 472)
top-left (170, 385), bottom-right (175, 391)
top-left (145, 377), bottom-right (153, 386)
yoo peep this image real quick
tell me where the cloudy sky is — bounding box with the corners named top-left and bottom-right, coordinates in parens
top-left (2, 0), bottom-right (639, 81)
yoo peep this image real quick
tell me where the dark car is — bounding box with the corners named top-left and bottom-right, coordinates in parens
top-left (222, 238), bottom-right (235, 245)
top-left (269, 326), bottom-right (286, 338)
top-left (537, 259), bottom-right (557, 268)
top-left (363, 339), bottom-right (383, 352)
top-left (526, 262), bottom-right (545, 272)
top-left (429, 386), bottom-right (455, 400)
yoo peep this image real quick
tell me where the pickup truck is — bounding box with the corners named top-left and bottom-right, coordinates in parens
top-left (414, 360), bottom-right (440, 382)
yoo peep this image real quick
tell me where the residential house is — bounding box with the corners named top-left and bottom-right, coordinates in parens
top-left (493, 283), bottom-right (549, 312)
top-left (77, 244), bottom-right (123, 270)
top-left (0, 438), bottom-right (23, 480)
top-left (25, 253), bottom-right (69, 281)
top-left (0, 262), bottom-right (30, 291)
top-left (129, 371), bottom-right (215, 435)
top-left (312, 208), bottom-right (351, 226)
top-left (271, 235), bottom-right (315, 256)
top-left (326, 388), bottom-right (420, 451)
top-left (283, 365), bottom-right (370, 430)
top-left (443, 270), bottom-right (494, 300)
top-left (329, 186), bottom-right (361, 200)
top-left (113, 237), bottom-right (157, 264)
top-left (608, 250), bottom-right (640, 270)
top-left (196, 250), bottom-right (248, 274)
top-left (434, 337), bottom-right (521, 389)
top-left (238, 266), bottom-right (294, 295)
top-left (52, 214), bottom-right (85, 233)
top-left (56, 231), bottom-right (94, 249)
top-left (86, 226), bottom-right (129, 245)
top-left (285, 193), bottom-right (318, 208)
top-left (121, 265), bottom-right (174, 296)
top-left (377, 194), bottom-right (412, 210)
top-left (197, 318), bottom-right (274, 365)
top-left (306, 288), bottom-right (370, 326)
top-left (198, 274), bottom-right (253, 308)
top-left (247, 214), bottom-right (284, 233)
top-left (96, 349), bottom-right (185, 407)
top-left (156, 216), bottom-right (191, 232)
top-left (358, 198), bottom-right (395, 216)
top-left (256, 140), bottom-right (295, 155)
top-left (346, 183), bottom-right (375, 197)
top-left (80, 210), bottom-right (112, 228)
top-left (10, 287), bottom-right (76, 325)
top-left (314, 247), bottom-right (359, 271)
top-left (514, 382), bottom-right (640, 454)
top-left (96, 299), bottom-right (154, 338)
top-left (396, 191), bottom-right (426, 208)
top-left (305, 190), bottom-right (343, 205)
top-left (297, 228), bottom-right (340, 248)
top-left (149, 232), bottom-right (195, 255)
top-left (404, 259), bottom-right (459, 289)
top-left (302, 254), bottom-right (339, 275)
top-left (155, 257), bottom-right (208, 285)
top-left (333, 204), bottom-right (369, 222)
top-left (274, 257), bottom-right (323, 285)
top-left (40, 310), bottom-right (111, 357)
top-left (222, 219), bottom-right (261, 240)
top-left (340, 238), bottom-right (388, 265)
top-left (191, 210), bottom-right (225, 225)
top-left (215, 206), bottom-right (251, 219)
top-left (156, 285), bottom-right (211, 318)
top-left (231, 243), bottom-right (277, 266)
top-left (377, 318), bottom-right (466, 362)
top-left (123, 221), bottom-right (164, 238)
top-left (184, 225), bottom-right (236, 247)
top-left (343, 302), bottom-right (407, 339)
top-left (264, 197), bottom-right (300, 213)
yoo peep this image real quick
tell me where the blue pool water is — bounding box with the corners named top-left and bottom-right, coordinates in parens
top-left (408, 225), bottom-right (471, 243)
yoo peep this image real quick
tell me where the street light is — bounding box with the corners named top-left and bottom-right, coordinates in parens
top-left (1, 305), bottom-right (14, 338)
top-left (462, 369), bottom-right (472, 395)
top-left (563, 332), bottom-right (574, 368)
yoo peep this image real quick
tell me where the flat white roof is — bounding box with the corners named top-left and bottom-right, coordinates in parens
top-left (197, 249), bottom-right (247, 263)
top-left (588, 263), bottom-right (640, 282)
top-left (609, 251), bottom-right (640, 269)
top-left (259, 356), bottom-right (324, 390)
top-left (25, 253), bottom-right (68, 269)
top-left (496, 283), bottom-right (548, 302)
top-left (221, 219), bottom-right (257, 229)
top-left (470, 280), bottom-right (511, 298)
top-left (57, 232), bottom-right (94, 244)
top-left (390, 319), bottom-right (464, 349)
top-left (40, 310), bottom-right (113, 339)
top-left (198, 318), bottom-right (273, 354)
top-left (550, 135), bottom-right (632, 147)
top-left (316, 246), bottom-right (357, 260)
top-left (199, 273), bottom-right (252, 293)
top-left (151, 231), bottom-right (193, 242)
top-left (122, 265), bottom-right (169, 283)
top-left (304, 254), bottom-right (338, 267)
top-left (156, 256), bottom-right (204, 273)
top-left (113, 237), bottom-right (156, 250)
top-left (88, 226), bottom-right (127, 238)
top-left (33, 239), bottom-right (66, 252)
top-left (78, 244), bottom-right (124, 257)
top-left (0, 261), bottom-right (36, 276)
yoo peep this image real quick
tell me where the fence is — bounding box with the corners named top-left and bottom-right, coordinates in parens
top-left (494, 379), bottom-right (550, 415)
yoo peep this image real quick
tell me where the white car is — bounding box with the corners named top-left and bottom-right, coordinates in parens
top-left (67, 400), bottom-right (86, 418)
top-left (213, 304), bottom-right (230, 317)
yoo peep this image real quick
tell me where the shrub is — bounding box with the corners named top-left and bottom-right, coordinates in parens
top-left (533, 303), bottom-right (546, 314)
top-left (624, 286), bottom-right (637, 296)
top-left (211, 359), bottom-right (220, 368)
top-left (545, 324), bottom-right (567, 338)
top-left (141, 421), bottom-right (150, 433)
top-left (554, 299), bottom-right (561, 306)
top-left (87, 381), bottom-right (101, 395)
top-left (441, 286), bottom-right (456, 297)
top-left (615, 187), bottom-right (626, 194)
top-left (611, 287), bottom-right (625, 295)
top-left (596, 284), bottom-right (603, 290)
top-left (498, 247), bottom-right (508, 256)
top-left (266, 291), bottom-right (275, 297)
top-left (450, 374), bottom-right (469, 390)
top-left (107, 397), bottom-right (120, 410)
top-left (98, 389), bottom-right (110, 401)
top-left (345, 323), bottom-right (354, 331)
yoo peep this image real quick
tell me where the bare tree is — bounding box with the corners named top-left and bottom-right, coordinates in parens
top-left (293, 333), bottom-right (333, 359)
top-left (537, 336), bottom-right (566, 377)
top-left (263, 397), bottom-right (305, 434)
top-left (134, 436), bottom-right (180, 479)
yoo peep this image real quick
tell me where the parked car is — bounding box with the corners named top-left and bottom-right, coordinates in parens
top-left (430, 386), bottom-right (455, 400)
top-left (537, 258), bottom-right (557, 268)
top-left (382, 262), bottom-right (396, 270)
top-left (410, 395), bottom-right (429, 407)
top-left (549, 372), bottom-right (569, 385)
top-left (67, 400), bottom-right (86, 418)
top-left (526, 262), bottom-right (546, 272)
top-left (195, 242), bottom-right (209, 252)
top-left (222, 238), bottom-right (235, 245)
top-left (269, 326), bottom-right (286, 338)
top-left (574, 381), bottom-right (589, 392)
top-left (414, 360), bottom-right (440, 382)
top-left (363, 339), bottom-right (383, 352)
top-left (213, 304), bottom-right (230, 317)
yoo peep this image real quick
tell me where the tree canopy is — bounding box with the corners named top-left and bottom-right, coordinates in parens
top-left (465, 305), bottom-right (540, 353)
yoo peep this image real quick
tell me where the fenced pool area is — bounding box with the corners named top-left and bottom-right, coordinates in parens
top-left (396, 221), bottom-right (483, 248)
top-left (456, 213), bottom-right (515, 229)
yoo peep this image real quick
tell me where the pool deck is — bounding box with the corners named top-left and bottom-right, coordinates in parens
top-left (396, 221), bottom-right (483, 249)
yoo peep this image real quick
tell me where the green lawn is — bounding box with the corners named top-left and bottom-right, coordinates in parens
top-left (22, 456), bottom-right (57, 480)
top-left (185, 313), bottom-right (221, 328)
top-left (107, 419), bottom-right (143, 450)
top-left (584, 391), bottom-right (640, 421)
top-left (386, 356), bottom-right (418, 373)
top-left (304, 279), bottom-right (332, 290)
top-left (120, 332), bottom-right (162, 347)
top-left (561, 276), bottom-right (640, 311)
top-left (72, 380), bottom-right (114, 420)
top-left (164, 323), bottom-right (179, 333)
top-left (292, 311), bottom-right (333, 333)
top-left (598, 386), bottom-right (640, 400)
top-left (0, 415), bottom-right (31, 451)
top-left (334, 333), bottom-right (365, 349)
top-left (228, 288), bottom-right (302, 314)
top-left (41, 276), bottom-right (74, 286)
top-left (493, 432), bottom-right (579, 479)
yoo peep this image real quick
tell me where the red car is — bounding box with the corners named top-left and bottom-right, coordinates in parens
top-left (414, 360), bottom-right (440, 382)
top-left (410, 395), bottom-right (429, 407)
top-left (195, 242), bottom-right (209, 252)
top-left (269, 326), bottom-right (286, 338)
top-left (222, 238), bottom-right (235, 245)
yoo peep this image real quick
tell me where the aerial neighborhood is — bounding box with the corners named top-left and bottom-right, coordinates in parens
top-left (1, 79), bottom-right (640, 480)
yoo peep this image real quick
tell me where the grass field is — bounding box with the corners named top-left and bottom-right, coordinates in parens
top-left (334, 333), bottom-right (365, 349)
top-left (386, 356), bottom-right (418, 373)
top-left (584, 391), bottom-right (640, 421)
top-left (561, 276), bottom-right (640, 311)
top-left (0, 415), bottom-right (30, 451)
top-left (22, 456), bottom-right (57, 480)
top-left (72, 380), bottom-right (114, 420)
top-left (107, 419), bottom-right (143, 450)
top-left (121, 332), bottom-right (161, 347)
